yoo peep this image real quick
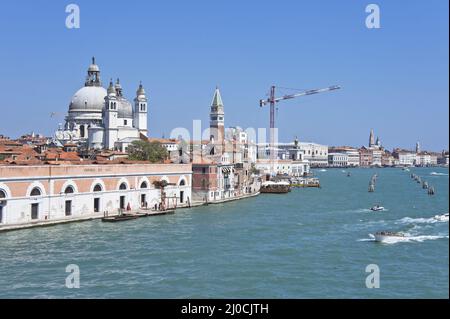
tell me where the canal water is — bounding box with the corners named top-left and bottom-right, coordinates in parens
top-left (0, 167), bottom-right (448, 298)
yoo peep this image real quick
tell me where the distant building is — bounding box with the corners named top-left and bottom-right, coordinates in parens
top-left (381, 151), bottom-right (395, 167)
top-left (437, 151), bottom-right (449, 166)
top-left (392, 149), bottom-right (416, 166)
top-left (328, 146), bottom-right (360, 167)
top-left (328, 152), bottom-right (348, 167)
top-left (255, 159), bottom-right (309, 177)
top-left (372, 149), bottom-right (382, 166)
top-left (369, 128), bottom-right (375, 148)
top-left (359, 147), bottom-right (373, 167)
top-left (258, 140), bottom-right (325, 168)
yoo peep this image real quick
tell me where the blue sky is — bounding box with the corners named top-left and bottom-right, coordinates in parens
top-left (0, 0), bottom-right (448, 151)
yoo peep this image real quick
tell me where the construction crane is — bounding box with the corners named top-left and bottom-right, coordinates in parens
top-left (259, 85), bottom-right (341, 166)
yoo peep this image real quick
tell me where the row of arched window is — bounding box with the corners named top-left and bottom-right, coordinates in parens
top-left (0, 178), bottom-right (187, 199)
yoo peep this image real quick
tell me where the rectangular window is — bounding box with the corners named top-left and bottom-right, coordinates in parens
top-left (124, 120), bottom-right (128, 126)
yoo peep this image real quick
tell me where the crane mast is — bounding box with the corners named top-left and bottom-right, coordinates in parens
top-left (259, 85), bottom-right (341, 173)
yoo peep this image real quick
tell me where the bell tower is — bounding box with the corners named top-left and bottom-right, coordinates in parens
top-left (133, 82), bottom-right (148, 136)
top-left (104, 79), bottom-right (118, 149)
top-left (209, 87), bottom-right (225, 145)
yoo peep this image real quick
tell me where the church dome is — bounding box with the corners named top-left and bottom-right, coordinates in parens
top-left (117, 98), bottom-right (133, 118)
top-left (68, 86), bottom-right (107, 112)
top-left (88, 63), bottom-right (100, 72)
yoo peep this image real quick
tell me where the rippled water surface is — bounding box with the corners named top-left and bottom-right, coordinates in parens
top-left (0, 167), bottom-right (448, 298)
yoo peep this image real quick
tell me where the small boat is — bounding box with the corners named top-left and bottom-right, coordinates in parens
top-left (347, 172), bottom-right (351, 177)
top-left (260, 181), bottom-right (291, 194)
top-left (370, 205), bottom-right (384, 211)
top-left (433, 213), bottom-right (449, 222)
top-left (374, 231), bottom-right (405, 242)
top-left (102, 213), bottom-right (139, 222)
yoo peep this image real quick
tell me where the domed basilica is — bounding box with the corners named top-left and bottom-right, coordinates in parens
top-left (54, 58), bottom-right (148, 150)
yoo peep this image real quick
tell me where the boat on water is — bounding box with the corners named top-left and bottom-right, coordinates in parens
top-left (260, 181), bottom-right (291, 193)
top-left (370, 205), bottom-right (384, 211)
top-left (433, 213), bottom-right (449, 222)
top-left (373, 231), bottom-right (405, 242)
top-left (290, 177), bottom-right (320, 188)
top-left (102, 213), bottom-right (139, 222)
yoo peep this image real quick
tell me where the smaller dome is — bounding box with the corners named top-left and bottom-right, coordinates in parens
top-left (88, 64), bottom-right (100, 72)
top-left (107, 80), bottom-right (116, 96)
top-left (136, 82), bottom-right (146, 96)
top-left (115, 78), bottom-right (122, 90)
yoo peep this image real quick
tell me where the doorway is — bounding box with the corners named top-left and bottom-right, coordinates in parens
top-left (31, 203), bottom-right (39, 220)
top-left (120, 196), bottom-right (125, 210)
top-left (141, 194), bottom-right (146, 208)
top-left (180, 191), bottom-right (184, 204)
top-left (65, 200), bottom-right (72, 216)
top-left (94, 198), bottom-right (100, 212)
top-left (0, 205), bottom-right (3, 223)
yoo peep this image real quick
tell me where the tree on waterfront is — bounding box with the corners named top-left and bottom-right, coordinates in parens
top-left (127, 140), bottom-right (168, 163)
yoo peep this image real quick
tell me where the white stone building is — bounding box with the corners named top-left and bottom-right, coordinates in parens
top-left (329, 147), bottom-right (360, 167)
top-left (255, 159), bottom-right (310, 177)
top-left (54, 58), bottom-right (148, 150)
top-left (0, 163), bottom-right (192, 230)
top-left (396, 151), bottom-right (416, 166)
top-left (328, 152), bottom-right (349, 167)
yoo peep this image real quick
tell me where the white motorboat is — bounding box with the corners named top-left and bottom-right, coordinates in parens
top-left (370, 205), bottom-right (384, 211)
top-left (374, 231), bottom-right (405, 242)
top-left (433, 213), bottom-right (449, 222)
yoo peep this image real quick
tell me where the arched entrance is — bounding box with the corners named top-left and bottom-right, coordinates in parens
top-left (30, 187), bottom-right (42, 220)
top-left (93, 184), bottom-right (102, 213)
top-left (119, 182), bottom-right (127, 210)
top-left (140, 181), bottom-right (148, 208)
top-left (64, 186), bottom-right (74, 216)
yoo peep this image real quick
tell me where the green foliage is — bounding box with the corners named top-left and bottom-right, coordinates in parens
top-left (127, 140), bottom-right (168, 163)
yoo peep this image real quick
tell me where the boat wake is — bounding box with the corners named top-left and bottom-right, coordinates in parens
top-left (430, 172), bottom-right (448, 176)
top-left (398, 214), bottom-right (449, 225)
